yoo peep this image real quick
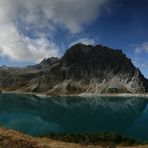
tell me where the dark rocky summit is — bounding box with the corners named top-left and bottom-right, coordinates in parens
top-left (0, 43), bottom-right (148, 95)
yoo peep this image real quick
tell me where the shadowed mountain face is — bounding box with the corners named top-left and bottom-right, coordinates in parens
top-left (0, 43), bottom-right (148, 95)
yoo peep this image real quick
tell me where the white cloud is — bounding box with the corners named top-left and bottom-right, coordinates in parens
top-left (141, 62), bottom-right (148, 68)
top-left (131, 58), bottom-right (141, 68)
top-left (135, 42), bottom-right (148, 54)
top-left (70, 38), bottom-right (97, 47)
top-left (0, 0), bottom-right (109, 62)
top-left (0, 22), bottom-right (60, 62)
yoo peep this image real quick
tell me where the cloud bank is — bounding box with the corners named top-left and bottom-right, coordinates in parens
top-left (135, 42), bottom-right (148, 54)
top-left (0, 0), bottom-right (109, 62)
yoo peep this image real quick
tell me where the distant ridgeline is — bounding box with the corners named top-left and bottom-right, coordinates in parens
top-left (0, 43), bottom-right (148, 95)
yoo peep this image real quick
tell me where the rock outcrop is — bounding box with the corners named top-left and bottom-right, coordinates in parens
top-left (0, 43), bottom-right (148, 95)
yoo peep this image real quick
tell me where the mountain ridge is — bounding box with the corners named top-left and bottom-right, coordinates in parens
top-left (0, 43), bottom-right (148, 95)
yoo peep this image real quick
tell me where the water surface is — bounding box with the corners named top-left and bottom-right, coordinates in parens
top-left (0, 93), bottom-right (148, 141)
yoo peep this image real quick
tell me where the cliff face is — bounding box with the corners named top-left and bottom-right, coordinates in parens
top-left (0, 43), bottom-right (148, 95)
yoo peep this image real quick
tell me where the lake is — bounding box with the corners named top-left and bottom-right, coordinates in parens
top-left (0, 93), bottom-right (148, 141)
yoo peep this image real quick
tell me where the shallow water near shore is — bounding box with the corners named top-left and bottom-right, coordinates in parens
top-left (0, 93), bottom-right (148, 141)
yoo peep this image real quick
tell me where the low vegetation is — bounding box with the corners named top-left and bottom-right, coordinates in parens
top-left (0, 127), bottom-right (148, 148)
top-left (41, 132), bottom-right (144, 146)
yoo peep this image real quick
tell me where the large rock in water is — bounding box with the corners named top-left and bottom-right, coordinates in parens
top-left (0, 43), bottom-right (148, 95)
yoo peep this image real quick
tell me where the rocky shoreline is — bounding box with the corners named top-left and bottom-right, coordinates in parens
top-left (1, 91), bottom-right (148, 98)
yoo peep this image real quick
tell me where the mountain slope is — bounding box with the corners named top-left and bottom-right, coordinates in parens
top-left (0, 43), bottom-right (148, 95)
top-left (47, 43), bottom-right (148, 95)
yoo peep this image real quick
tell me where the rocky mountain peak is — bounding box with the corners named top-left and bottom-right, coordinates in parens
top-left (40, 57), bottom-right (59, 65)
top-left (61, 44), bottom-right (135, 79)
top-left (28, 57), bottom-right (60, 70)
top-left (0, 43), bottom-right (148, 95)
top-left (0, 65), bottom-right (9, 70)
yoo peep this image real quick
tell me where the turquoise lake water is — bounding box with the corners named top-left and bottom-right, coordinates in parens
top-left (0, 93), bottom-right (148, 141)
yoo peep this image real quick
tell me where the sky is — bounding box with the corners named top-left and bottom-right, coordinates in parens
top-left (0, 0), bottom-right (148, 78)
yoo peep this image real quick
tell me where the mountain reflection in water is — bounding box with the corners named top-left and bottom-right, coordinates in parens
top-left (0, 93), bottom-right (147, 140)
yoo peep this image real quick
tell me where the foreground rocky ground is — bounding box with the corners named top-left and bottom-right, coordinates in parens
top-left (0, 127), bottom-right (147, 148)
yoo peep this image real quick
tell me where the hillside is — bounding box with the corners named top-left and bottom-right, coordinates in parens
top-left (0, 43), bottom-right (148, 95)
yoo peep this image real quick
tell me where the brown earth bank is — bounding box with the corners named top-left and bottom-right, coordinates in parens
top-left (0, 127), bottom-right (148, 148)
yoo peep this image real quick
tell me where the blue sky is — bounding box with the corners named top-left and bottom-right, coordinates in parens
top-left (0, 0), bottom-right (148, 78)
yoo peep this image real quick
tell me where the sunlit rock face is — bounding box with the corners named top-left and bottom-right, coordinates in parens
top-left (0, 43), bottom-right (148, 95)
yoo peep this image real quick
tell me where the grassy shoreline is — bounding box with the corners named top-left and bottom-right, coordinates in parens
top-left (0, 127), bottom-right (148, 148)
top-left (40, 132), bottom-right (147, 146)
